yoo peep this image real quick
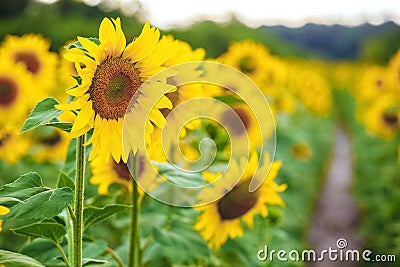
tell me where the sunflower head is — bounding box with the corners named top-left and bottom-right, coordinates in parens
top-left (218, 40), bottom-right (271, 84)
top-left (56, 18), bottom-right (176, 163)
top-left (0, 124), bottom-right (30, 164)
top-left (194, 152), bottom-right (286, 249)
top-left (357, 97), bottom-right (400, 140)
top-left (0, 59), bottom-right (32, 123)
top-left (29, 127), bottom-right (70, 163)
top-left (90, 152), bottom-right (162, 196)
top-left (291, 142), bottom-right (312, 161)
top-left (0, 34), bottom-right (58, 98)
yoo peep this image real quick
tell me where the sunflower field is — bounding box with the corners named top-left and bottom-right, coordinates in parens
top-left (0, 1), bottom-right (399, 267)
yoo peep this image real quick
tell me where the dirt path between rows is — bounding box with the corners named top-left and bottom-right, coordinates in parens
top-left (308, 128), bottom-right (363, 267)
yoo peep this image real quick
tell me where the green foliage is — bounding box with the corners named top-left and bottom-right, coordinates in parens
top-left (12, 219), bottom-right (66, 244)
top-left (20, 239), bottom-right (109, 267)
top-left (0, 250), bottom-right (45, 267)
top-left (334, 90), bottom-right (400, 267)
top-left (0, 1), bottom-right (142, 51)
top-left (21, 98), bottom-right (63, 134)
top-left (167, 20), bottom-right (311, 59)
top-left (57, 170), bottom-right (75, 191)
top-left (359, 25), bottom-right (400, 64)
top-left (4, 188), bottom-right (73, 221)
top-left (44, 120), bottom-right (73, 133)
top-left (0, 172), bottom-right (73, 221)
top-left (156, 162), bottom-right (207, 187)
top-left (83, 204), bottom-right (130, 229)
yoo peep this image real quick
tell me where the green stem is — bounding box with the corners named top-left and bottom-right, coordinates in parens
top-left (128, 155), bottom-right (141, 267)
top-left (141, 236), bottom-right (153, 254)
top-left (105, 246), bottom-right (126, 267)
top-left (73, 134), bottom-right (86, 267)
top-left (55, 243), bottom-right (70, 267)
top-left (66, 205), bottom-right (74, 266)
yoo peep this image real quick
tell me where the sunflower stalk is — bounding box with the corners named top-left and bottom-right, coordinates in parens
top-left (128, 154), bottom-right (141, 267)
top-left (66, 206), bottom-right (74, 266)
top-left (73, 134), bottom-right (86, 267)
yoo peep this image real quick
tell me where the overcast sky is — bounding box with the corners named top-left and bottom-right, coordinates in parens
top-left (136, 0), bottom-right (400, 28)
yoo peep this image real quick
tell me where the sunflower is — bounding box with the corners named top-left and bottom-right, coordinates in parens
top-left (287, 65), bottom-right (332, 116)
top-left (161, 36), bottom-right (206, 109)
top-left (216, 41), bottom-right (290, 115)
top-left (0, 124), bottom-right (30, 165)
top-left (194, 152), bottom-right (286, 249)
top-left (56, 18), bottom-right (175, 163)
top-left (357, 97), bottom-right (399, 140)
top-left (29, 127), bottom-right (70, 163)
top-left (0, 205), bottom-right (10, 232)
top-left (218, 40), bottom-right (272, 87)
top-left (0, 58), bottom-right (32, 123)
top-left (90, 151), bottom-right (162, 195)
top-left (0, 34), bottom-right (58, 101)
top-left (354, 66), bottom-right (391, 105)
top-left (218, 102), bottom-right (262, 151)
top-left (291, 142), bottom-right (312, 161)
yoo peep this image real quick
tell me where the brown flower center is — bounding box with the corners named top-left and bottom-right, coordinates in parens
top-left (291, 143), bottom-right (312, 161)
top-left (0, 133), bottom-right (11, 147)
top-left (217, 179), bottom-right (258, 220)
top-left (382, 112), bottom-right (399, 127)
top-left (40, 132), bottom-right (61, 146)
top-left (90, 57), bottom-right (140, 120)
top-left (113, 160), bottom-right (131, 181)
top-left (0, 77), bottom-right (18, 107)
top-left (239, 56), bottom-right (256, 74)
top-left (221, 106), bottom-right (252, 136)
top-left (14, 51), bottom-right (40, 74)
top-left (113, 156), bottom-right (144, 182)
top-left (160, 91), bottom-right (180, 117)
top-left (376, 79), bottom-right (383, 88)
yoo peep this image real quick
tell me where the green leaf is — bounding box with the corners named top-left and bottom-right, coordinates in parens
top-left (83, 204), bottom-right (130, 229)
top-left (4, 188), bottom-right (74, 220)
top-left (0, 172), bottom-right (48, 203)
top-left (82, 240), bottom-right (107, 259)
top-left (21, 98), bottom-right (63, 134)
top-left (21, 239), bottom-right (107, 267)
top-left (21, 239), bottom-right (60, 265)
top-left (0, 197), bottom-right (22, 207)
top-left (155, 162), bottom-right (207, 187)
top-left (12, 220), bottom-right (66, 244)
top-left (214, 95), bottom-right (244, 105)
top-left (0, 172), bottom-right (43, 193)
top-left (0, 172), bottom-right (74, 221)
top-left (44, 121), bottom-right (73, 132)
top-left (0, 250), bottom-right (45, 267)
top-left (57, 170), bottom-right (74, 191)
top-left (65, 37), bottom-right (100, 50)
top-left (82, 258), bottom-right (107, 266)
top-left (151, 226), bottom-right (209, 263)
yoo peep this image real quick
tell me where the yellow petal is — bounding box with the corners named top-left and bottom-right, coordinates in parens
top-left (0, 206), bottom-right (10, 216)
top-left (70, 101), bottom-right (94, 135)
top-left (124, 21), bottom-right (160, 62)
top-left (77, 36), bottom-right (101, 63)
